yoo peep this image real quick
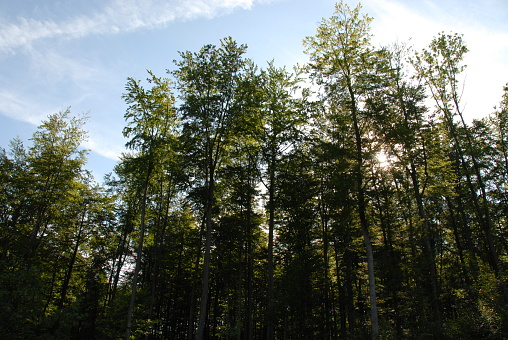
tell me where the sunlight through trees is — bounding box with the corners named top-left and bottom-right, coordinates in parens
top-left (1, 2), bottom-right (508, 339)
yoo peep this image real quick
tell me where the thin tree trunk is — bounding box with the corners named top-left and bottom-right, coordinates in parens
top-left (445, 197), bottom-right (471, 284)
top-left (266, 158), bottom-right (276, 340)
top-left (348, 83), bottom-right (379, 340)
top-left (187, 227), bottom-right (204, 340)
top-left (334, 246), bottom-right (347, 339)
top-left (58, 214), bottom-right (85, 309)
top-left (108, 226), bottom-right (129, 306)
top-left (197, 174), bottom-right (215, 340)
top-left (345, 248), bottom-right (355, 337)
top-left (407, 164), bottom-right (441, 322)
top-left (126, 165), bottom-right (153, 340)
top-left (453, 93), bottom-right (500, 273)
top-left (319, 194), bottom-right (331, 339)
top-left (148, 185), bottom-right (171, 325)
top-left (246, 174), bottom-right (254, 340)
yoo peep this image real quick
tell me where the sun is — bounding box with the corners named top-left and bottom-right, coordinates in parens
top-left (376, 150), bottom-right (391, 168)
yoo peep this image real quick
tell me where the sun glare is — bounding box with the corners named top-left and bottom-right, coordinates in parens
top-left (376, 151), bottom-right (391, 168)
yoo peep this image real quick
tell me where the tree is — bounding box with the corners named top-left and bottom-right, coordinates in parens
top-left (489, 85), bottom-right (508, 224)
top-left (412, 32), bottom-right (502, 277)
top-left (304, 2), bottom-right (391, 338)
top-left (0, 109), bottom-right (120, 339)
top-left (25, 110), bottom-right (88, 259)
top-left (120, 71), bottom-right (178, 339)
top-left (256, 61), bottom-right (308, 340)
top-left (368, 43), bottom-right (445, 333)
top-left (274, 146), bottom-right (322, 338)
top-left (0, 138), bottom-right (29, 270)
top-left (172, 37), bottom-right (256, 340)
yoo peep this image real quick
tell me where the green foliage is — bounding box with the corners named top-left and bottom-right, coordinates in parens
top-left (123, 71), bottom-right (177, 154)
top-left (0, 109), bottom-right (118, 339)
top-left (2, 3), bottom-right (508, 339)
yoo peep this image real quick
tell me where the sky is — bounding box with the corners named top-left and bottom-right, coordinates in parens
top-left (1, 0), bottom-right (507, 181)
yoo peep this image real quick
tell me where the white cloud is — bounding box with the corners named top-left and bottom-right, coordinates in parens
top-left (82, 137), bottom-right (123, 161)
top-left (0, 46), bottom-right (110, 128)
top-left (0, 0), bottom-right (270, 168)
top-left (30, 48), bottom-right (103, 84)
top-left (0, 89), bottom-right (49, 125)
top-left (0, 0), bottom-right (261, 54)
top-left (0, 88), bottom-right (123, 161)
top-left (367, 0), bottom-right (442, 48)
top-left (366, 0), bottom-right (508, 119)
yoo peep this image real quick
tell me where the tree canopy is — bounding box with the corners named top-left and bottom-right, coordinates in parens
top-left (1, 2), bottom-right (508, 339)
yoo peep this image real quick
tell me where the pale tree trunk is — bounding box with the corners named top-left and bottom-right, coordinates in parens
top-left (246, 171), bottom-right (254, 340)
top-left (266, 156), bottom-right (276, 340)
top-left (349, 84), bottom-right (379, 340)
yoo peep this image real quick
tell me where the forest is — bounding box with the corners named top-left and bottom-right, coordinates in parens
top-left (1, 2), bottom-right (508, 339)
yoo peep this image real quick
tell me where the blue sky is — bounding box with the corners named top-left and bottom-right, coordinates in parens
top-left (1, 0), bottom-right (507, 180)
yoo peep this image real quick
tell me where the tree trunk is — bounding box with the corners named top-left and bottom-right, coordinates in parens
top-left (58, 214), bottom-right (85, 309)
top-left (125, 165), bottom-right (152, 340)
top-left (407, 164), bottom-right (441, 324)
top-left (266, 158), bottom-right (276, 340)
top-left (108, 225), bottom-right (129, 306)
top-left (246, 175), bottom-right (254, 340)
top-left (197, 174), bottom-right (215, 340)
top-left (187, 227), bottom-right (204, 340)
top-left (319, 193), bottom-right (332, 339)
top-left (349, 84), bottom-right (379, 340)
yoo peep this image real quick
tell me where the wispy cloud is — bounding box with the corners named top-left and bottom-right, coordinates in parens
top-left (367, 0), bottom-right (508, 119)
top-left (0, 0), bottom-right (270, 165)
top-left (0, 89), bottom-right (50, 125)
top-left (0, 84), bottom-right (123, 161)
top-left (82, 137), bottom-right (124, 161)
top-left (0, 44), bottom-right (110, 124)
top-left (368, 0), bottom-right (442, 48)
top-left (0, 0), bottom-right (260, 54)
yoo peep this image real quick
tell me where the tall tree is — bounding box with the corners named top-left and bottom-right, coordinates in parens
top-left (0, 110), bottom-right (119, 338)
top-left (25, 110), bottom-right (88, 259)
top-left (304, 2), bottom-right (391, 338)
top-left (121, 71), bottom-right (177, 339)
top-left (172, 37), bottom-right (255, 340)
top-left (488, 86), bottom-right (508, 253)
top-left (257, 61), bottom-right (307, 340)
top-left (412, 33), bottom-right (503, 284)
top-left (368, 43), bottom-right (445, 333)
